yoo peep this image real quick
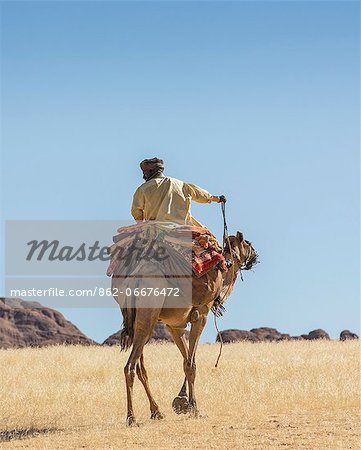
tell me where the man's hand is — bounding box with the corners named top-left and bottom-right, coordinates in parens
top-left (218, 195), bottom-right (227, 203)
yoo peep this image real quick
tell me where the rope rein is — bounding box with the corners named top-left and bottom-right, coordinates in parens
top-left (214, 311), bottom-right (223, 368)
top-left (213, 201), bottom-right (235, 368)
top-left (213, 202), bottom-right (258, 367)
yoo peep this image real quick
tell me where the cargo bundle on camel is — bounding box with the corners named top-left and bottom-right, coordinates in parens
top-left (107, 158), bottom-right (258, 426)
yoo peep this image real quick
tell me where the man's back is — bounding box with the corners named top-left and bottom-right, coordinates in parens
top-left (131, 174), bottom-right (218, 225)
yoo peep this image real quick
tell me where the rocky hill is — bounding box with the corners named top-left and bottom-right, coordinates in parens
top-left (0, 298), bottom-right (94, 348)
top-left (1, 298), bottom-right (358, 348)
top-left (216, 327), bottom-right (358, 343)
top-left (340, 330), bottom-right (359, 341)
top-left (103, 321), bottom-right (180, 345)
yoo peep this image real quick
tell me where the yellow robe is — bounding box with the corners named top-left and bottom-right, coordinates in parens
top-left (131, 175), bottom-right (217, 226)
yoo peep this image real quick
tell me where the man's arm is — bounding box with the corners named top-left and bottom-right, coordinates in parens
top-left (131, 187), bottom-right (145, 221)
top-left (184, 182), bottom-right (225, 203)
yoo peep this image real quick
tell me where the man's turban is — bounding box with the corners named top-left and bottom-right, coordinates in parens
top-left (140, 158), bottom-right (164, 173)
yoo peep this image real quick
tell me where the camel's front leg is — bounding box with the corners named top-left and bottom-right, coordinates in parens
top-left (185, 311), bottom-right (207, 416)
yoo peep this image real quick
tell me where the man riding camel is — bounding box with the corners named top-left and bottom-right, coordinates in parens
top-left (131, 157), bottom-right (226, 227)
top-left (108, 158), bottom-right (257, 427)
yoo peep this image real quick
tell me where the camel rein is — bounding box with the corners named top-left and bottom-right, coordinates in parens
top-left (213, 201), bottom-right (235, 368)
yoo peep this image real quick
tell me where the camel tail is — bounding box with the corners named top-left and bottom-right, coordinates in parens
top-left (119, 306), bottom-right (136, 351)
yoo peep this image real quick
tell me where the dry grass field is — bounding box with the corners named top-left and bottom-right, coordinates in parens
top-left (0, 341), bottom-right (359, 449)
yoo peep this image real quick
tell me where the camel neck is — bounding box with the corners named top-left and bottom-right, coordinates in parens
top-left (222, 251), bottom-right (240, 293)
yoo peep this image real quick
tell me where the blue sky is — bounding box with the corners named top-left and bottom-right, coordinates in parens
top-left (1, 1), bottom-right (359, 342)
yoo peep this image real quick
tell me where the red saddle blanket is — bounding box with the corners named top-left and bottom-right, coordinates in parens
top-left (170, 225), bottom-right (227, 275)
top-left (192, 250), bottom-right (226, 275)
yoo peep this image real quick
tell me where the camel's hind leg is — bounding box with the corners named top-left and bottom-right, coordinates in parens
top-left (172, 377), bottom-right (189, 414)
top-left (185, 313), bottom-right (207, 416)
top-left (167, 326), bottom-right (189, 414)
top-left (136, 353), bottom-right (164, 420)
top-left (124, 308), bottom-right (161, 426)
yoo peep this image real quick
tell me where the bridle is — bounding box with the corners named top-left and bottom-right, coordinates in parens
top-left (235, 240), bottom-right (257, 271)
top-left (221, 201), bottom-right (257, 269)
top-left (231, 241), bottom-right (255, 271)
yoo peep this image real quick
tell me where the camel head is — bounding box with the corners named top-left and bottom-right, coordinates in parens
top-left (211, 231), bottom-right (258, 316)
top-left (226, 231), bottom-right (258, 271)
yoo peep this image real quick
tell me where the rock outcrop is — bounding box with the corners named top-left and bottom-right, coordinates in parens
top-left (340, 330), bottom-right (359, 341)
top-left (0, 298), bottom-right (94, 348)
top-left (217, 327), bottom-right (292, 343)
top-left (103, 321), bottom-right (176, 345)
top-left (300, 329), bottom-right (330, 340)
top-left (2, 297), bottom-right (357, 348)
top-left (216, 329), bottom-right (261, 343)
top-left (217, 327), bottom-right (331, 343)
top-left (250, 327), bottom-right (292, 342)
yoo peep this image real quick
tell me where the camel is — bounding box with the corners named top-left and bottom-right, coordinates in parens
top-left (110, 228), bottom-right (257, 426)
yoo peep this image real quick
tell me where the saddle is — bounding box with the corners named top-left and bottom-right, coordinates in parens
top-left (106, 222), bottom-right (227, 278)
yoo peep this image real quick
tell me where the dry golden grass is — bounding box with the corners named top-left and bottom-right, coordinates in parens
top-left (0, 341), bottom-right (359, 449)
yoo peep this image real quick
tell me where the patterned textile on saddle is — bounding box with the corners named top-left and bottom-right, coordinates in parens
top-left (106, 222), bottom-right (187, 277)
top-left (168, 225), bottom-right (227, 276)
top-left (106, 222), bottom-right (227, 278)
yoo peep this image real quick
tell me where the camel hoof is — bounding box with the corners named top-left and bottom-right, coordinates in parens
top-left (126, 416), bottom-right (138, 427)
top-left (172, 396), bottom-right (189, 414)
top-left (151, 410), bottom-right (164, 420)
top-left (188, 401), bottom-right (199, 417)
